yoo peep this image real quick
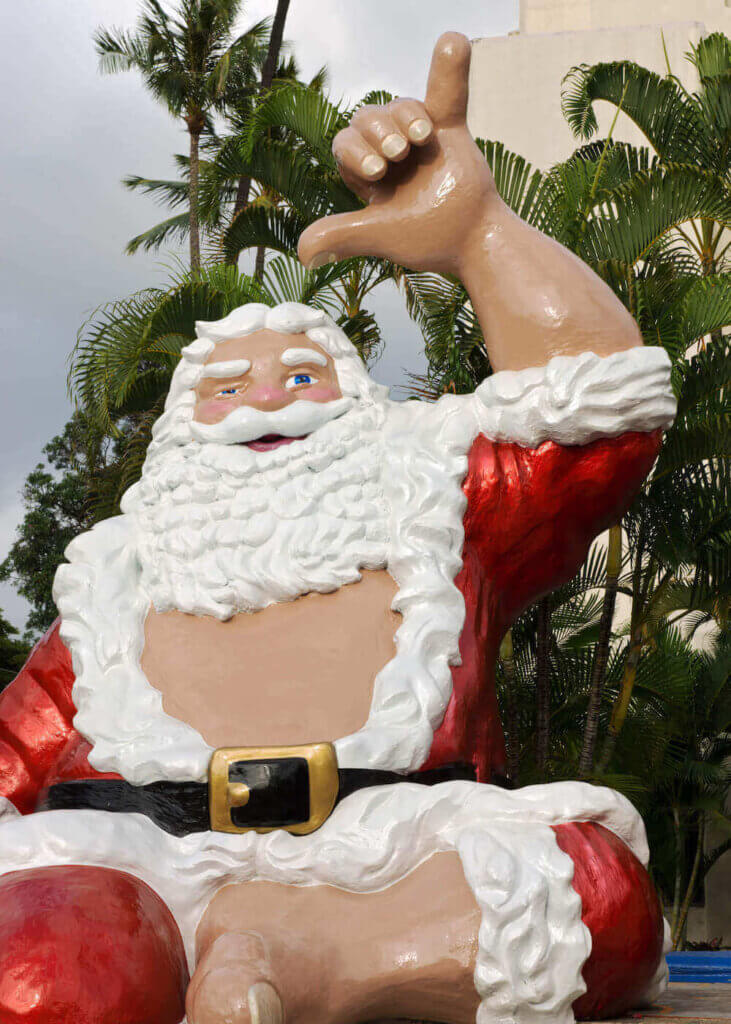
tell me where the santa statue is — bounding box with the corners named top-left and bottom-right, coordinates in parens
top-left (0, 33), bottom-right (676, 1024)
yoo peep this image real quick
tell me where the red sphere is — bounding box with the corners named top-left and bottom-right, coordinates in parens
top-left (554, 821), bottom-right (665, 1020)
top-left (0, 865), bottom-right (189, 1024)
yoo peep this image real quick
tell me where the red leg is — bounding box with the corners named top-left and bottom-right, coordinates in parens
top-left (553, 822), bottom-right (665, 1020)
top-left (0, 865), bottom-right (189, 1024)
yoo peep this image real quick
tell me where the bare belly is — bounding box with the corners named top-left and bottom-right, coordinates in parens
top-left (141, 569), bottom-right (400, 747)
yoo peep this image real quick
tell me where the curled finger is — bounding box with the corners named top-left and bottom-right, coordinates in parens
top-left (388, 98), bottom-right (434, 145)
top-left (332, 126), bottom-right (387, 189)
top-left (350, 105), bottom-right (410, 162)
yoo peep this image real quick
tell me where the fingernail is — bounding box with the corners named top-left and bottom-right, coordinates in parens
top-left (361, 154), bottom-right (386, 177)
top-left (382, 133), bottom-right (407, 159)
top-left (308, 252), bottom-right (338, 270)
top-left (408, 118), bottom-right (432, 142)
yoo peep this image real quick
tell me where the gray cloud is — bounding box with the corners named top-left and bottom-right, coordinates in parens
top-left (0, 0), bottom-right (517, 628)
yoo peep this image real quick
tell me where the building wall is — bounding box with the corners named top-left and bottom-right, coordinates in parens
top-left (520, 0), bottom-right (731, 35)
top-left (468, 20), bottom-right (707, 169)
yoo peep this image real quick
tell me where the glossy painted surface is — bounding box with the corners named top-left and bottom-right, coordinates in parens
top-left (424, 428), bottom-right (662, 779)
top-left (0, 866), bottom-right (188, 1024)
top-left (298, 32), bottom-right (643, 372)
top-left (554, 822), bottom-right (666, 1020)
top-left (193, 331), bottom-right (341, 425)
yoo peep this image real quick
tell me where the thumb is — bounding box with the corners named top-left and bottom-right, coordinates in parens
top-left (298, 207), bottom-right (391, 269)
top-left (424, 32), bottom-right (471, 127)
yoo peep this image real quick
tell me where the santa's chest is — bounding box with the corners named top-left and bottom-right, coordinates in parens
top-left (140, 569), bottom-right (401, 747)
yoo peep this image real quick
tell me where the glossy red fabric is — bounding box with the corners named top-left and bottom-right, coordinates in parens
top-left (424, 430), bottom-right (662, 780)
top-left (553, 822), bottom-right (665, 1020)
top-left (0, 866), bottom-right (189, 1024)
top-left (0, 621), bottom-right (118, 814)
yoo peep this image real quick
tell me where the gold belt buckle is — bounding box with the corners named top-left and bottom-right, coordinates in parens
top-left (209, 743), bottom-right (339, 836)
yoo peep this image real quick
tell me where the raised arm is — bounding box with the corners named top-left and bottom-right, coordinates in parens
top-left (298, 32), bottom-right (642, 372)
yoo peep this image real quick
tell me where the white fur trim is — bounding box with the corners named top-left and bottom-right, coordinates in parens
top-left (475, 347), bottom-right (676, 447)
top-left (0, 780), bottom-right (662, 1020)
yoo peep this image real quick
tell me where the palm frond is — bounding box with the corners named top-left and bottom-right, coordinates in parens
top-left (561, 60), bottom-right (707, 163)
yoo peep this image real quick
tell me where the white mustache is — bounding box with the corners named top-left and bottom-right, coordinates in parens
top-left (190, 397), bottom-right (355, 445)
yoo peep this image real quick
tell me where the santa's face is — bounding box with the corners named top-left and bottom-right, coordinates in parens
top-left (193, 330), bottom-right (343, 452)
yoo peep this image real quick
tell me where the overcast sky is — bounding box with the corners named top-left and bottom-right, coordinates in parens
top-left (0, 0), bottom-right (518, 630)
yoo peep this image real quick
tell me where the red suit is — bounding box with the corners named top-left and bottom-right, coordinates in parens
top-left (0, 428), bottom-right (665, 1022)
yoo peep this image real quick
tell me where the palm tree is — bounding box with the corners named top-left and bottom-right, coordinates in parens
top-left (562, 32), bottom-right (731, 281)
top-left (95, 0), bottom-right (267, 271)
top-left (119, 58), bottom-right (328, 260)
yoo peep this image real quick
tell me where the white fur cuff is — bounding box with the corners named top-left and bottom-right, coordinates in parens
top-left (475, 347), bottom-right (676, 448)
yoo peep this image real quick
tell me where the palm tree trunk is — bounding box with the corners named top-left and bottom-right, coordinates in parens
top-left (188, 126), bottom-right (202, 273)
top-left (499, 630), bottom-right (520, 786)
top-left (259, 0), bottom-right (291, 94)
top-left (671, 805), bottom-right (683, 938)
top-left (254, 243), bottom-right (266, 281)
top-left (673, 816), bottom-right (705, 950)
top-left (597, 625), bottom-right (642, 771)
top-left (535, 598), bottom-right (551, 772)
top-left (579, 524), bottom-right (621, 775)
top-left (228, 0), bottom-right (292, 263)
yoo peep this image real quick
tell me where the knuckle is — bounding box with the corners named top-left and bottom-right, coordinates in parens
top-left (351, 104), bottom-right (386, 129)
top-left (388, 97), bottom-right (418, 115)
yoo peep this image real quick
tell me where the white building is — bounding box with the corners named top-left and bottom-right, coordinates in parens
top-left (467, 0), bottom-right (731, 945)
top-left (468, 0), bottom-right (730, 169)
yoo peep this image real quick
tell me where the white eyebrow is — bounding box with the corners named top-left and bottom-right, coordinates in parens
top-left (280, 348), bottom-right (328, 368)
top-left (200, 359), bottom-right (251, 379)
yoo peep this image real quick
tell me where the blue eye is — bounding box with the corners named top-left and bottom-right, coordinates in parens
top-left (286, 372), bottom-right (317, 390)
top-left (218, 387), bottom-right (237, 396)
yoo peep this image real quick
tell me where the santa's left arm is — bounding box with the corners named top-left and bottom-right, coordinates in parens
top-left (298, 32), bottom-right (675, 613)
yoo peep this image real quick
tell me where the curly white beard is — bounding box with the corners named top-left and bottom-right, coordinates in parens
top-left (127, 402), bottom-right (390, 619)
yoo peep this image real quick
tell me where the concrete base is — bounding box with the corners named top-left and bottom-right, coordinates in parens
top-left (368, 985), bottom-right (731, 1023)
top-left (589, 983), bottom-right (731, 1022)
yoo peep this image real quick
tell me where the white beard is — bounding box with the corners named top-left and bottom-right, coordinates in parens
top-left (126, 402), bottom-right (390, 619)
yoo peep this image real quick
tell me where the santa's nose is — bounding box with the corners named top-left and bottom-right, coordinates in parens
top-left (243, 384), bottom-right (292, 410)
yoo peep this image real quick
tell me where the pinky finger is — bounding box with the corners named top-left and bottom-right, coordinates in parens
top-left (332, 127), bottom-right (388, 193)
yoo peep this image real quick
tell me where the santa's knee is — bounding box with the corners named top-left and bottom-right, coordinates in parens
top-left (553, 822), bottom-right (665, 1021)
top-left (0, 864), bottom-right (189, 1024)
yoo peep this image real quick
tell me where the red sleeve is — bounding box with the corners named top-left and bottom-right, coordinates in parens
top-left (463, 430), bottom-right (662, 630)
top-left (0, 621), bottom-right (79, 813)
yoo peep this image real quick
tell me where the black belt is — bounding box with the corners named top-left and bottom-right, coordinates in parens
top-left (41, 742), bottom-right (476, 838)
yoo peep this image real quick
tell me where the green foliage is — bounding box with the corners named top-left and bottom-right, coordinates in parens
top-left (0, 611), bottom-right (31, 692)
top-left (0, 418), bottom-right (100, 636)
top-left (95, 0), bottom-right (271, 268)
top-left (95, 1), bottom-right (267, 120)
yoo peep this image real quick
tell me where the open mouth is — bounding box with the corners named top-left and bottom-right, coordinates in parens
top-left (244, 433), bottom-right (307, 452)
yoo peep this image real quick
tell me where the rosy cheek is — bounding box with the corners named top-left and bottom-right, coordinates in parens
top-left (301, 385), bottom-right (340, 403)
top-left (194, 398), bottom-right (236, 423)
